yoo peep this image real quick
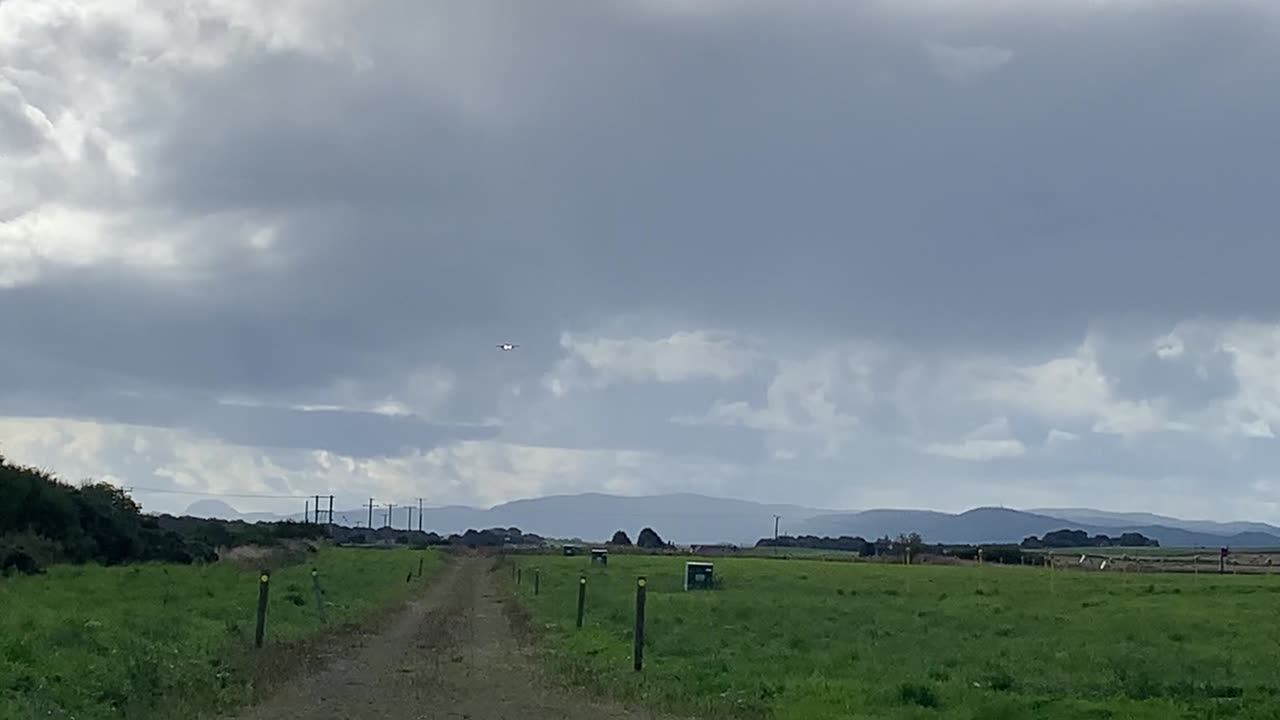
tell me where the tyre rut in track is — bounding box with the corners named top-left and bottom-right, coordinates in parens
top-left (227, 555), bottom-right (679, 720)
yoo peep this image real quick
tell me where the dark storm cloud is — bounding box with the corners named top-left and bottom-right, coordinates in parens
top-left (120, 0), bottom-right (1280, 365)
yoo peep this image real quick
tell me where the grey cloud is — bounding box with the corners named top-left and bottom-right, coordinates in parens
top-left (0, 87), bottom-right (45, 155)
top-left (500, 379), bottom-right (772, 462)
top-left (12, 1), bottom-right (1280, 390)
top-left (0, 387), bottom-right (495, 457)
top-left (4, 0), bottom-right (1280, 513)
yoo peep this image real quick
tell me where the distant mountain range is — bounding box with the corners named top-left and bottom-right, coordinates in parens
top-left (184, 494), bottom-right (824, 546)
top-left (796, 507), bottom-right (1280, 549)
top-left (181, 494), bottom-right (1280, 548)
top-left (184, 499), bottom-right (293, 523)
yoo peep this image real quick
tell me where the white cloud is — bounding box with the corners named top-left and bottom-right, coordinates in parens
top-left (921, 417), bottom-right (1026, 461)
top-left (1154, 333), bottom-right (1185, 359)
top-left (981, 336), bottom-right (1190, 436)
top-left (1211, 322), bottom-right (1280, 439)
top-left (217, 367), bottom-right (456, 420)
top-left (546, 330), bottom-right (761, 395)
top-left (12, 316), bottom-right (1280, 519)
top-left (0, 414), bottom-right (742, 513)
top-left (923, 437), bottom-right (1025, 461)
top-left (1045, 428), bottom-right (1080, 447)
top-left (0, 0), bottom-right (369, 288)
top-left (0, 204), bottom-right (180, 286)
top-left (672, 345), bottom-right (871, 460)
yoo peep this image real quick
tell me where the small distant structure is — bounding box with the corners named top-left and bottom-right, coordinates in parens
top-left (684, 561), bottom-right (714, 591)
top-left (562, 544), bottom-right (581, 557)
top-left (591, 548), bottom-right (609, 566)
top-left (690, 543), bottom-right (738, 556)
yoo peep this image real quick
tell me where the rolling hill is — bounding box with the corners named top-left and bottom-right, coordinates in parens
top-left (797, 507), bottom-right (1280, 549)
top-left (181, 494), bottom-right (1280, 548)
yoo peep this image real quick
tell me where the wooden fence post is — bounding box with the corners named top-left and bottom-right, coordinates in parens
top-left (255, 570), bottom-right (271, 648)
top-left (634, 576), bottom-right (647, 672)
top-left (311, 568), bottom-right (327, 624)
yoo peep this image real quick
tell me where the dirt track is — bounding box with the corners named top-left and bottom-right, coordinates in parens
top-left (229, 554), bottom-right (672, 720)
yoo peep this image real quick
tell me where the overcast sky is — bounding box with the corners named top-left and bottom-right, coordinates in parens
top-left (3, 0), bottom-right (1280, 520)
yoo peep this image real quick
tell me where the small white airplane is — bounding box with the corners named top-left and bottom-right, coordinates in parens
top-left (497, 343), bottom-right (519, 351)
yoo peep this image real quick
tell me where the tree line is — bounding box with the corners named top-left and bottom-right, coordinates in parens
top-left (1020, 528), bottom-right (1159, 549)
top-left (753, 527), bottom-right (1158, 562)
top-left (1, 455), bottom-right (328, 575)
top-left (1, 451), bottom-right (691, 576)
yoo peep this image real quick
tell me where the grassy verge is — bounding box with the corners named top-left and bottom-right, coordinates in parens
top-left (510, 554), bottom-right (1280, 719)
top-left (0, 546), bottom-right (445, 719)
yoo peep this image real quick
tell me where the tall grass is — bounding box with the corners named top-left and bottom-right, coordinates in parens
top-left (0, 547), bottom-right (444, 719)
top-left (512, 555), bottom-right (1280, 719)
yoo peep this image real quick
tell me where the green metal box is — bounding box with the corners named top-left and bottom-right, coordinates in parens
top-left (684, 561), bottom-right (714, 590)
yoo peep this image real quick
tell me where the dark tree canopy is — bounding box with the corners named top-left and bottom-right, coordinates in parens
top-left (756, 535), bottom-right (874, 557)
top-left (1021, 529), bottom-right (1158, 549)
top-left (636, 527), bottom-right (665, 549)
top-left (609, 530), bottom-right (632, 546)
top-left (1, 455), bottom-right (324, 574)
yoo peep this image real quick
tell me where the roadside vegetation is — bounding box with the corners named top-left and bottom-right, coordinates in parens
top-left (1, 455), bottom-right (327, 574)
top-left (2, 456), bottom-right (452, 718)
top-left (1, 545), bottom-right (444, 719)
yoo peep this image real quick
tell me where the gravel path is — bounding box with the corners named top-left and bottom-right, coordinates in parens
top-left (228, 554), bottom-right (675, 720)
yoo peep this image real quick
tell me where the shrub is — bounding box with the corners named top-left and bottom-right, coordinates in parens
top-left (898, 683), bottom-right (940, 708)
top-left (636, 527), bottom-right (666, 549)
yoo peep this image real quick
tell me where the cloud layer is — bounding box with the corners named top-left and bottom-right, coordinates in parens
top-left (3, 0), bottom-right (1279, 521)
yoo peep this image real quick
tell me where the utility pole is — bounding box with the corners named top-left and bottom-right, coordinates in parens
top-left (388, 502), bottom-right (395, 529)
top-left (418, 498), bottom-right (423, 532)
top-left (406, 505), bottom-right (413, 533)
top-left (773, 514), bottom-right (781, 558)
top-left (368, 498), bottom-right (375, 529)
top-left (314, 495), bottom-right (322, 524)
top-left (305, 499), bottom-right (310, 524)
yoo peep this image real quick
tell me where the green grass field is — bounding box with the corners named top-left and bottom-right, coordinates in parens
top-left (0, 546), bottom-right (444, 719)
top-left (512, 555), bottom-right (1280, 719)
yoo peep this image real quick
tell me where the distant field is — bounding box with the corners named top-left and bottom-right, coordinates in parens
top-left (512, 554), bottom-right (1280, 719)
top-left (1028, 546), bottom-right (1275, 558)
top-left (738, 547), bottom-right (864, 560)
top-left (0, 546), bottom-right (444, 719)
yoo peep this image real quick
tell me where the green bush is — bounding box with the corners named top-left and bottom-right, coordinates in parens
top-left (0, 456), bottom-right (323, 571)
